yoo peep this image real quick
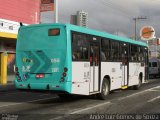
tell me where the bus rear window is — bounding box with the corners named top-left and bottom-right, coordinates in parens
top-left (48, 28), bottom-right (60, 36)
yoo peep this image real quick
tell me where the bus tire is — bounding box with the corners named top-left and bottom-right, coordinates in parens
top-left (98, 78), bottom-right (110, 100)
top-left (133, 75), bottom-right (142, 90)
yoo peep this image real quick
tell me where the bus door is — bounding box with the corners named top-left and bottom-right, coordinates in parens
top-left (89, 44), bottom-right (100, 92)
top-left (121, 43), bottom-right (129, 87)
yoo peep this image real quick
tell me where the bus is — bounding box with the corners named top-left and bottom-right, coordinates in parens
top-left (149, 58), bottom-right (160, 78)
top-left (14, 23), bottom-right (148, 100)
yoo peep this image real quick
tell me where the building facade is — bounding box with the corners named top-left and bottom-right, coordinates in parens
top-left (0, 0), bottom-right (40, 85)
top-left (77, 11), bottom-right (88, 28)
top-left (70, 15), bottom-right (77, 25)
top-left (148, 39), bottom-right (160, 58)
top-left (70, 10), bottom-right (88, 28)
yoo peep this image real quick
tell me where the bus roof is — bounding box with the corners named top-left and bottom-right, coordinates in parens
top-left (20, 23), bottom-right (148, 47)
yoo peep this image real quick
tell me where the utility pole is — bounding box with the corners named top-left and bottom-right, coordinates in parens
top-left (55, 0), bottom-right (58, 23)
top-left (133, 16), bottom-right (147, 40)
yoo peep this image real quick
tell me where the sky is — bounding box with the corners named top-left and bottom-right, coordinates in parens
top-left (41, 0), bottom-right (160, 39)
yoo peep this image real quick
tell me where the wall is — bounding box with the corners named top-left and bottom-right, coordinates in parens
top-left (0, 0), bottom-right (40, 24)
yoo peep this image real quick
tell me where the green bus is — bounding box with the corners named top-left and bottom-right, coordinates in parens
top-left (15, 23), bottom-right (148, 99)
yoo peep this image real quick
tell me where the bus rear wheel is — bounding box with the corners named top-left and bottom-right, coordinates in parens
top-left (98, 78), bottom-right (110, 100)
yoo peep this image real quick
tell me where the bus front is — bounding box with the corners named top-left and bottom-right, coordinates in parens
top-left (14, 24), bottom-right (71, 93)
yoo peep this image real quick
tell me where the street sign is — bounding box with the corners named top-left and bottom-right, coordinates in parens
top-left (40, 0), bottom-right (54, 12)
top-left (40, 3), bottom-right (54, 12)
top-left (41, 0), bottom-right (52, 4)
top-left (140, 26), bottom-right (155, 40)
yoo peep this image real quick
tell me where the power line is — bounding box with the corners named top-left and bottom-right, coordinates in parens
top-left (99, 0), bottom-right (132, 18)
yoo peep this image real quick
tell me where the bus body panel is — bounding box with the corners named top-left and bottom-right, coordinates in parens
top-left (128, 63), bottom-right (145, 86)
top-left (15, 24), bottom-right (72, 93)
top-left (71, 62), bottom-right (90, 95)
top-left (101, 62), bottom-right (122, 90)
top-left (128, 63), bottom-right (140, 86)
top-left (101, 62), bottom-right (145, 91)
top-left (15, 23), bottom-right (148, 96)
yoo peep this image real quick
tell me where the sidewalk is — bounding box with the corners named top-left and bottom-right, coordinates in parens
top-left (0, 75), bottom-right (16, 92)
top-left (0, 82), bottom-right (15, 92)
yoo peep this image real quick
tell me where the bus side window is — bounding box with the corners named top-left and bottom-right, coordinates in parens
top-left (72, 51), bottom-right (79, 60)
top-left (72, 33), bottom-right (89, 61)
top-left (111, 41), bottom-right (120, 61)
top-left (101, 50), bottom-right (106, 61)
top-left (101, 39), bottom-right (110, 61)
top-left (130, 44), bottom-right (138, 62)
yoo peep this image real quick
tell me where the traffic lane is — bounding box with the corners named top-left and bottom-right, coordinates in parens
top-left (0, 79), bottom-right (160, 102)
top-left (0, 78), bottom-right (159, 103)
top-left (0, 79), bottom-right (159, 110)
top-left (15, 86), bottom-right (160, 120)
top-left (0, 90), bottom-right (59, 113)
top-left (0, 79), bottom-right (159, 118)
top-left (47, 85), bottom-right (160, 120)
top-left (0, 90), bottom-right (57, 103)
top-left (1, 82), bottom-right (159, 119)
top-left (66, 85), bottom-right (160, 114)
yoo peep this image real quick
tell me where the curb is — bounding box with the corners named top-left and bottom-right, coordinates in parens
top-left (0, 83), bottom-right (15, 92)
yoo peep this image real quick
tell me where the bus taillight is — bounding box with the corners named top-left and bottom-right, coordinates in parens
top-left (15, 67), bottom-right (18, 72)
top-left (18, 76), bottom-right (21, 81)
top-left (64, 67), bottom-right (68, 72)
top-left (63, 72), bottom-right (66, 77)
top-left (60, 67), bottom-right (68, 82)
top-left (36, 74), bottom-right (45, 78)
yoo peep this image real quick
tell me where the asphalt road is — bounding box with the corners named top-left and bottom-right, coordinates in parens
top-left (0, 79), bottom-right (160, 120)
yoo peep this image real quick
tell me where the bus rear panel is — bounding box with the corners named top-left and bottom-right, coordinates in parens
top-left (15, 24), bottom-right (72, 93)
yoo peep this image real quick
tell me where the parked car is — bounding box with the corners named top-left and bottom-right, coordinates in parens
top-left (149, 58), bottom-right (160, 78)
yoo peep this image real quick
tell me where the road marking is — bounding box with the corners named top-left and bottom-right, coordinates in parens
top-left (118, 85), bottom-right (160, 100)
top-left (147, 96), bottom-right (160, 103)
top-left (70, 101), bottom-right (111, 114)
top-left (49, 101), bottom-right (111, 120)
top-left (0, 96), bottom-right (58, 108)
top-left (50, 116), bottom-right (63, 120)
top-left (148, 89), bottom-right (160, 92)
top-left (39, 94), bottom-right (50, 97)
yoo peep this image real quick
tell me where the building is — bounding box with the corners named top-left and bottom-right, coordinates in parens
top-left (77, 11), bottom-right (88, 28)
top-left (0, 0), bottom-right (40, 85)
top-left (70, 10), bottom-right (88, 28)
top-left (148, 39), bottom-right (160, 58)
top-left (70, 15), bottom-right (77, 25)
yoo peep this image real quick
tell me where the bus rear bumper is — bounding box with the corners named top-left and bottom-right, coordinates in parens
top-left (14, 80), bottom-right (71, 93)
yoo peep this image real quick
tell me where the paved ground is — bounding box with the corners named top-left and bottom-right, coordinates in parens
top-left (0, 78), bottom-right (159, 120)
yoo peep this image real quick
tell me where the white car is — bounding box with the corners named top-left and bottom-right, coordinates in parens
top-left (149, 58), bottom-right (160, 78)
